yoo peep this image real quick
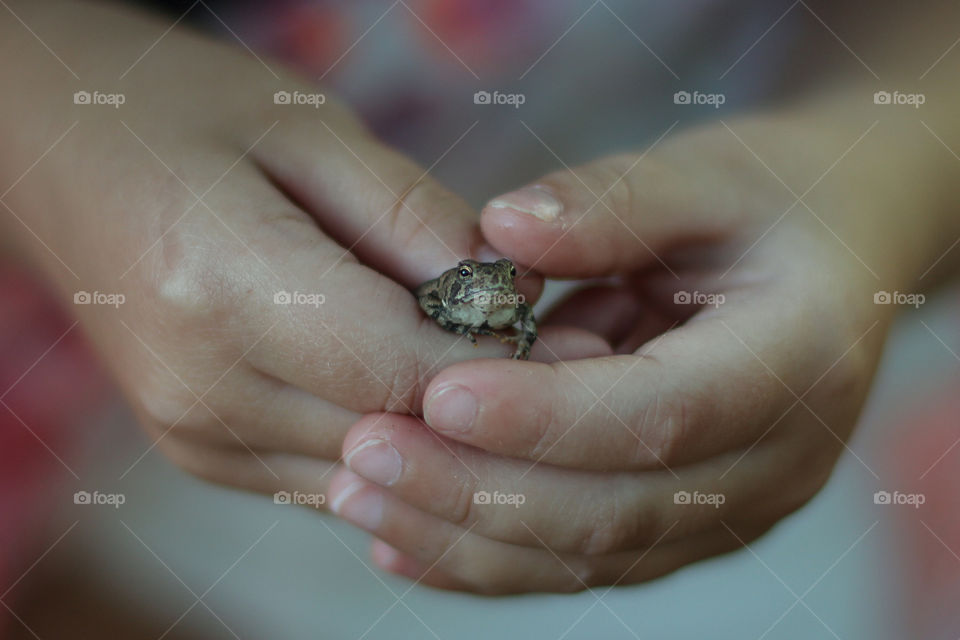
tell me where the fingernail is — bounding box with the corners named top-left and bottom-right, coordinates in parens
top-left (424, 384), bottom-right (477, 433)
top-left (487, 185), bottom-right (562, 222)
top-left (344, 439), bottom-right (403, 487)
top-left (330, 481), bottom-right (383, 530)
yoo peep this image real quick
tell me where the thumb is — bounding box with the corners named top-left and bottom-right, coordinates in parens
top-left (255, 115), bottom-right (516, 288)
top-left (480, 146), bottom-right (742, 278)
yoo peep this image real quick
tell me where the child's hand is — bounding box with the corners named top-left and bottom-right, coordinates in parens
top-left (328, 110), bottom-right (957, 593)
top-left (1, 2), bottom-right (615, 498)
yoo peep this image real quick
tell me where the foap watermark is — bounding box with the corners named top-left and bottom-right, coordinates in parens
top-left (474, 90), bottom-right (526, 109)
top-left (471, 292), bottom-right (525, 306)
top-left (73, 90), bottom-right (126, 108)
top-left (74, 490), bottom-right (126, 509)
top-left (74, 290), bottom-right (125, 308)
top-left (274, 90), bottom-right (326, 108)
top-left (873, 490), bottom-right (925, 509)
top-left (674, 90), bottom-right (725, 109)
top-left (273, 490), bottom-right (326, 507)
top-left (873, 90), bottom-right (925, 108)
top-left (474, 490), bottom-right (525, 508)
top-left (673, 490), bottom-right (725, 509)
top-left (274, 291), bottom-right (325, 307)
top-left (874, 290), bottom-right (924, 308)
top-left (674, 290), bottom-right (725, 308)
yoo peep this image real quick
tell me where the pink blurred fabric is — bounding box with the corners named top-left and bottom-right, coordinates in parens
top-left (887, 384), bottom-right (960, 639)
top-left (0, 263), bottom-right (110, 633)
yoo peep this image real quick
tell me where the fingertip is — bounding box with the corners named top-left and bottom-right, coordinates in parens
top-left (480, 202), bottom-right (566, 272)
top-left (326, 468), bottom-right (366, 514)
top-left (487, 185), bottom-right (563, 222)
top-left (370, 539), bottom-right (420, 575)
top-left (341, 414), bottom-right (380, 456)
top-left (423, 359), bottom-right (541, 438)
top-left (342, 413), bottom-right (404, 455)
top-left (371, 540), bottom-right (469, 591)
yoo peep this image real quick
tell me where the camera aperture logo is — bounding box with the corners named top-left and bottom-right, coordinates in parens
top-left (674, 90), bottom-right (725, 109)
top-left (274, 90), bottom-right (326, 108)
top-left (274, 291), bottom-right (325, 307)
top-left (873, 91), bottom-right (925, 108)
top-left (74, 490), bottom-right (126, 509)
top-left (73, 90), bottom-right (126, 108)
top-left (473, 490), bottom-right (525, 508)
top-left (673, 490), bottom-right (725, 509)
top-left (674, 290), bottom-right (724, 308)
top-left (273, 490), bottom-right (326, 506)
top-left (873, 290), bottom-right (924, 308)
top-left (473, 90), bottom-right (526, 109)
top-left (873, 490), bottom-right (925, 509)
top-left (74, 291), bottom-right (125, 308)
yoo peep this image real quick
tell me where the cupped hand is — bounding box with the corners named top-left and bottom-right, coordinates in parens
top-left (0, 2), bottom-right (608, 500)
top-left (327, 112), bottom-right (938, 593)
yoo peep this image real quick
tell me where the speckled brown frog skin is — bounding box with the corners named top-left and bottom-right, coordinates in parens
top-left (416, 259), bottom-right (537, 360)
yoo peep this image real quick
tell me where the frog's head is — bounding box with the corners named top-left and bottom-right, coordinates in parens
top-left (444, 258), bottom-right (519, 309)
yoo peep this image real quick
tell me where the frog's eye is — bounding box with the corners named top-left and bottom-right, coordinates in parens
top-left (510, 264), bottom-right (517, 277)
top-left (458, 265), bottom-right (473, 278)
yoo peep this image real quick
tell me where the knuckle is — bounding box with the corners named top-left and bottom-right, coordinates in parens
top-left (632, 388), bottom-right (695, 466)
top-left (561, 562), bottom-right (599, 592)
top-left (577, 487), bottom-right (626, 556)
top-left (527, 397), bottom-right (561, 460)
top-left (526, 365), bottom-right (570, 460)
top-left (781, 447), bottom-right (834, 513)
top-left (446, 472), bottom-right (480, 527)
top-left (155, 436), bottom-right (245, 490)
top-left (591, 154), bottom-right (641, 218)
top-left (382, 170), bottom-right (465, 254)
top-left (150, 226), bottom-right (239, 324)
top-left (134, 378), bottom-right (200, 431)
top-left (579, 510), bottom-right (620, 556)
top-left (375, 334), bottom-right (426, 413)
top-left (157, 436), bottom-right (217, 481)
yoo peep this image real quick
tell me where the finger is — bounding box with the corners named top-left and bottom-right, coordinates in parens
top-left (421, 289), bottom-right (825, 470)
top-left (254, 115), bottom-right (543, 293)
top-left (246, 256), bottom-right (605, 414)
top-left (166, 367), bottom-right (362, 459)
top-left (370, 528), bottom-right (750, 595)
top-left (157, 436), bottom-right (340, 506)
top-left (339, 413), bottom-right (756, 555)
top-left (369, 541), bottom-right (474, 592)
top-left (328, 469), bottom-right (752, 594)
top-left (479, 150), bottom-right (742, 278)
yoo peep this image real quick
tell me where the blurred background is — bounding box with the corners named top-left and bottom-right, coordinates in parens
top-left (2, 0), bottom-right (959, 637)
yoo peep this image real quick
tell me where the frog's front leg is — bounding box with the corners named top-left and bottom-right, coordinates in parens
top-left (513, 303), bottom-right (537, 360)
top-left (418, 293), bottom-right (479, 346)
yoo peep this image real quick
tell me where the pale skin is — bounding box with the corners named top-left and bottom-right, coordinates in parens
top-left (2, 0), bottom-right (959, 597)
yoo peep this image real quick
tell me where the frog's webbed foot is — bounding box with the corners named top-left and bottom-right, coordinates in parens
top-left (449, 324), bottom-right (479, 347)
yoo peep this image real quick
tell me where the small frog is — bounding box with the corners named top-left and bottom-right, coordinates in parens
top-left (416, 258), bottom-right (537, 360)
